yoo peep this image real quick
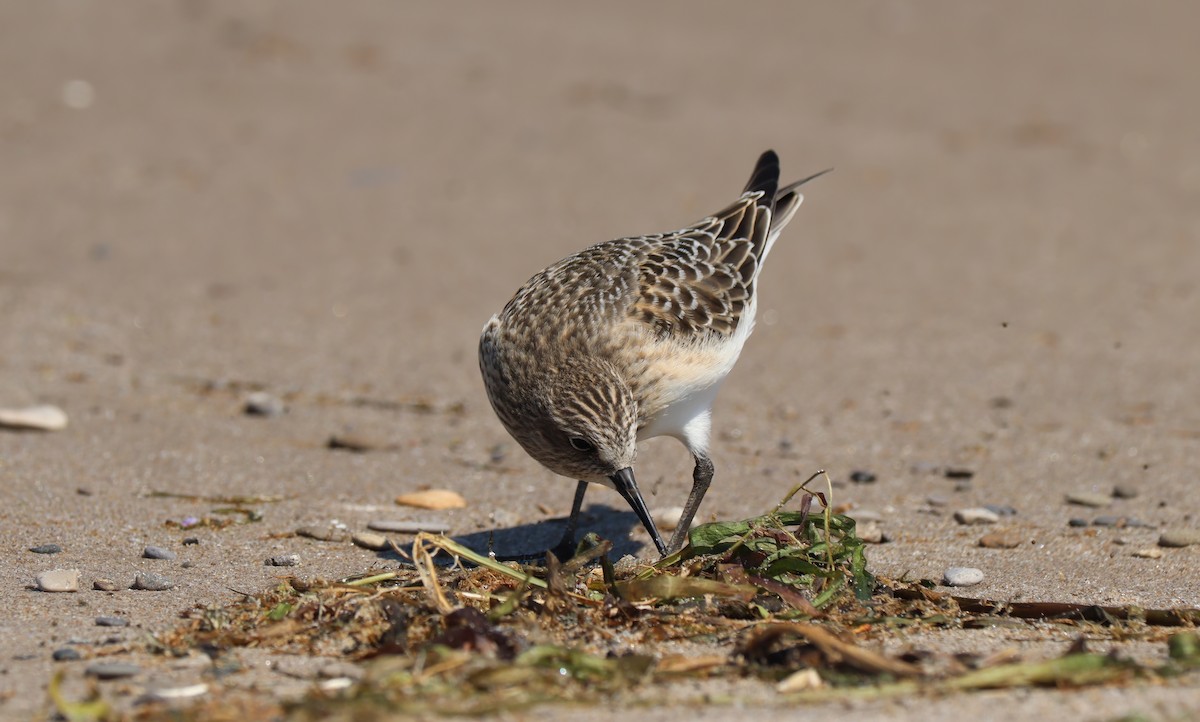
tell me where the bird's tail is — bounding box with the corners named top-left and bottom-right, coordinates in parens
top-left (744, 150), bottom-right (831, 262)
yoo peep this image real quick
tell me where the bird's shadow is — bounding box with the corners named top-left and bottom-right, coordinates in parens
top-left (371, 504), bottom-right (650, 564)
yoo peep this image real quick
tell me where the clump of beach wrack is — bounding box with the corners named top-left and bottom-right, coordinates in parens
top-left (62, 474), bottom-right (1200, 720)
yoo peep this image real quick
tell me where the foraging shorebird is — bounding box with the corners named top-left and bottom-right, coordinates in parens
top-left (480, 150), bottom-right (828, 557)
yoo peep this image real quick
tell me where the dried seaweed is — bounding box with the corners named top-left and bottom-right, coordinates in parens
top-left (48, 476), bottom-right (1197, 719)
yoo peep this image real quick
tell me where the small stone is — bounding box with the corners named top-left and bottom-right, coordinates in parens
top-left (30, 544), bottom-right (63, 554)
top-left (0, 404), bottom-right (69, 431)
top-left (1093, 516), bottom-right (1128, 528)
top-left (1133, 547), bottom-right (1164, 559)
top-left (327, 433), bottom-right (387, 452)
top-left (1068, 518), bottom-right (1089, 527)
top-left (954, 508), bottom-right (1000, 525)
top-left (52, 648), bottom-right (83, 662)
top-left (1112, 483), bottom-right (1139, 499)
top-left (982, 504), bottom-right (1018, 517)
top-left (36, 569), bottom-right (80, 592)
top-left (978, 530), bottom-right (1023, 549)
top-left (267, 554), bottom-right (300, 567)
top-left (140, 683), bottom-right (209, 702)
top-left (95, 616), bottom-right (128, 627)
top-left (351, 532), bottom-right (389, 550)
top-left (926, 495), bottom-right (950, 507)
top-left (85, 662), bottom-right (141, 680)
top-left (1158, 529), bottom-right (1200, 548)
top-left (182, 537), bottom-right (200, 546)
top-left (653, 506), bottom-right (685, 532)
top-left (776, 667), bottom-right (824, 692)
top-left (93, 578), bottom-right (120, 592)
top-left (1066, 491), bottom-right (1111, 508)
top-left (296, 526), bottom-right (347, 542)
top-left (612, 555), bottom-right (641, 575)
top-left (367, 519), bottom-right (451, 534)
top-left (143, 545), bottom-right (177, 560)
top-left (244, 391), bottom-right (285, 417)
top-left (394, 489), bottom-right (467, 510)
top-left (944, 468), bottom-right (975, 479)
top-left (858, 521), bottom-right (885, 544)
top-left (943, 567), bottom-right (985, 587)
top-left (133, 572), bottom-right (174, 591)
top-left (849, 470), bottom-right (877, 484)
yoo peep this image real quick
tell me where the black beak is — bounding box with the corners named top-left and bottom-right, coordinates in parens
top-left (609, 467), bottom-right (667, 556)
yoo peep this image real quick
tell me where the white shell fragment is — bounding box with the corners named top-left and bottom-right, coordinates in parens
top-left (0, 404), bottom-right (69, 431)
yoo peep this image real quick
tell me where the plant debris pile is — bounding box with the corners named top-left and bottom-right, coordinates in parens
top-left (84, 482), bottom-right (1199, 719)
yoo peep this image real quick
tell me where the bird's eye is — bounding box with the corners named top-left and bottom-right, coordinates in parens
top-left (569, 437), bottom-right (595, 452)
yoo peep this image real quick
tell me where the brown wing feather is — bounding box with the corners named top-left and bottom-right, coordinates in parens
top-left (631, 193), bottom-right (771, 339)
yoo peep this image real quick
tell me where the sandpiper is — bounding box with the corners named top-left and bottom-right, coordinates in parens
top-left (479, 150), bottom-right (828, 557)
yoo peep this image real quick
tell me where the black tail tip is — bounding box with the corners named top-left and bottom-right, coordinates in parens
top-left (743, 149), bottom-right (781, 198)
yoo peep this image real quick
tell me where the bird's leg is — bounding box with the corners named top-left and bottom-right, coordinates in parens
top-left (666, 454), bottom-right (713, 553)
top-left (549, 480), bottom-right (589, 561)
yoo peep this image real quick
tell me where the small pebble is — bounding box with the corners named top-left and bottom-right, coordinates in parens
top-left (1093, 516), bottom-right (1127, 528)
top-left (0, 404), bottom-right (69, 431)
top-left (143, 545), bottom-right (177, 560)
top-left (653, 506), bottom-right (685, 532)
top-left (943, 567), bottom-right (985, 587)
top-left (85, 662), bottom-right (141, 680)
top-left (1112, 483), bottom-right (1139, 499)
top-left (267, 554), bottom-right (300, 567)
top-left (857, 521), bottom-right (885, 544)
top-left (351, 532), bottom-right (389, 551)
top-left (36, 569), bottom-right (80, 593)
top-left (244, 391), bottom-right (285, 417)
top-left (182, 537), bottom-right (200, 546)
top-left (133, 572), bottom-right (174, 591)
top-left (926, 495), bottom-right (950, 507)
top-left (140, 683), bottom-right (210, 703)
top-left (367, 519), bottom-right (451, 534)
top-left (612, 555), bottom-right (641, 575)
top-left (394, 489), bottom-right (467, 510)
top-left (776, 667), bottom-right (824, 692)
top-left (849, 470), bottom-right (877, 484)
top-left (327, 433), bottom-right (387, 452)
top-left (1068, 518), bottom-right (1089, 527)
top-left (93, 578), bottom-right (120, 592)
top-left (982, 504), bottom-right (1018, 517)
top-left (954, 508), bottom-right (1000, 525)
top-left (944, 468), bottom-right (975, 479)
top-left (52, 648), bottom-right (82, 662)
top-left (95, 616), bottom-right (128, 627)
top-left (296, 526), bottom-right (347, 542)
top-left (29, 544), bottom-right (63, 554)
top-left (1158, 529), bottom-right (1200, 548)
top-left (1133, 548), bottom-right (1164, 559)
top-left (978, 530), bottom-right (1023, 549)
top-left (1066, 491), bottom-right (1111, 508)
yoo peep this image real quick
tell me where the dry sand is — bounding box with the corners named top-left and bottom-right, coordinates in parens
top-left (1, 2), bottom-right (1198, 719)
